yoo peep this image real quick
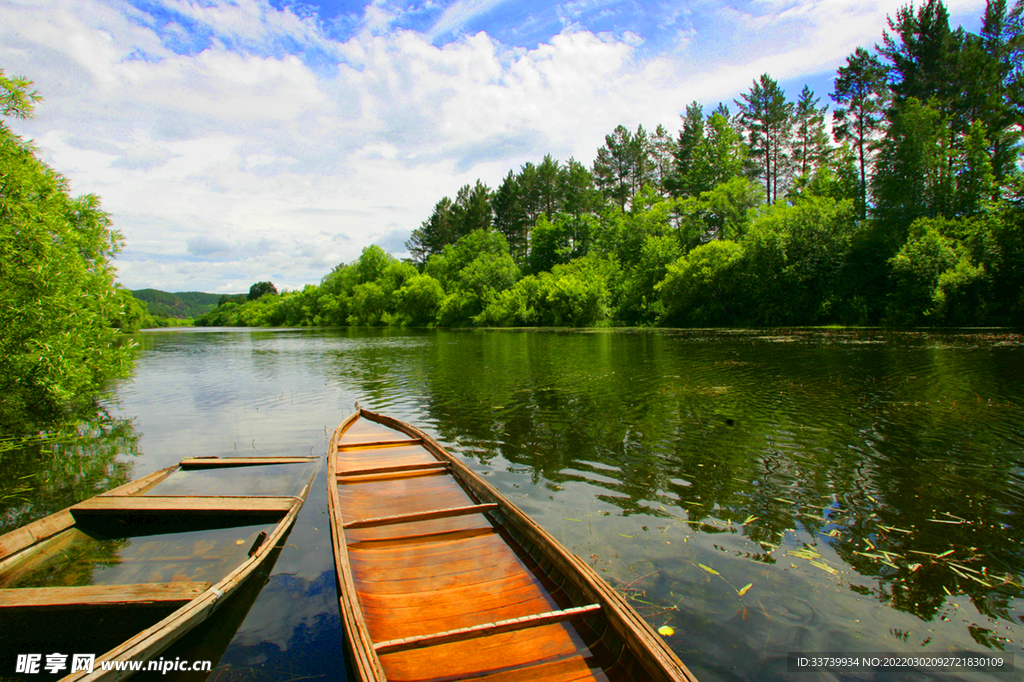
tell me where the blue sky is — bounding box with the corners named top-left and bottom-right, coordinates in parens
top-left (0, 0), bottom-right (985, 292)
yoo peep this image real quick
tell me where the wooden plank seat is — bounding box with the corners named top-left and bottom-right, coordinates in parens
top-left (179, 457), bottom-right (317, 468)
top-left (344, 504), bottom-right (498, 530)
top-left (373, 604), bottom-right (602, 655)
top-left (0, 581), bottom-right (213, 611)
top-left (337, 461), bottom-right (448, 479)
top-left (71, 496), bottom-right (296, 517)
top-left (337, 438), bottom-right (424, 451)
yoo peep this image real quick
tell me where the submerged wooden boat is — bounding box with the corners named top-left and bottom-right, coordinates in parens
top-left (328, 407), bottom-right (698, 682)
top-left (0, 454), bottom-right (319, 681)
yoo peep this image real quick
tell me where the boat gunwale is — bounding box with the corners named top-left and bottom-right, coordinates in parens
top-left (329, 410), bottom-right (390, 681)
top-left (329, 407), bottom-right (697, 682)
top-left (0, 455), bottom-right (321, 682)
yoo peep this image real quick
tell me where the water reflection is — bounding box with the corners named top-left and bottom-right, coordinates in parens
top-left (6, 327), bottom-right (1020, 681)
top-left (0, 405), bottom-right (138, 535)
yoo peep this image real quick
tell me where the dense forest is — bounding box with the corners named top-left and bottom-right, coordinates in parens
top-left (130, 290), bottom-right (222, 320)
top-left (199, 0), bottom-right (1023, 329)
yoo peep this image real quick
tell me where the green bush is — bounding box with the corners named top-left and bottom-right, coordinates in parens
top-left (657, 240), bottom-right (746, 326)
top-left (0, 71), bottom-right (133, 426)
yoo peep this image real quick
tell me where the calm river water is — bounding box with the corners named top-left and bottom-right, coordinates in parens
top-left (4, 327), bottom-right (1023, 681)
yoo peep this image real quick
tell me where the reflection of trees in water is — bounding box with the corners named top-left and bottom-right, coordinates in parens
top-left (0, 404), bottom-right (138, 535)
top-left (355, 329), bottom-right (1024, 645)
top-left (2, 531), bottom-right (129, 589)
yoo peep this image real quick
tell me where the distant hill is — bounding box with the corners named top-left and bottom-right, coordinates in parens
top-left (130, 289), bottom-right (227, 319)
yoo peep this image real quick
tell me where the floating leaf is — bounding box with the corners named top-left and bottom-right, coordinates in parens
top-left (810, 560), bottom-right (837, 574)
top-left (617, 533), bottom-right (634, 538)
top-left (698, 563), bottom-right (720, 576)
top-left (743, 515), bottom-right (759, 525)
top-left (658, 626), bottom-right (675, 636)
top-left (789, 548), bottom-right (822, 561)
top-left (737, 583), bottom-right (753, 597)
top-left (563, 518), bottom-right (583, 522)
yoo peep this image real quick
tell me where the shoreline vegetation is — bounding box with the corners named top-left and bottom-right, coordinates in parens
top-left (195, 1), bottom-right (1024, 331)
top-left (4, 1), bottom-right (1024, 428)
top-left (1, 71), bottom-right (133, 431)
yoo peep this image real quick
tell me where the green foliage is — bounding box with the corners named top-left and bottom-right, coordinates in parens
top-left (887, 218), bottom-right (988, 324)
top-left (527, 213), bottom-right (597, 274)
top-left (592, 124), bottom-right (654, 211)
top-left (478, 257), bottom-right (612, 327)
top-left (406, 181), bottom-right (493, 264)
top-left (395, 274), bottom-right (444, 327)
top-left (0, 76), bottom-right (132, 427)
top-left (743, 197), bottom-right (858, 324)
top-left (355, 245), bottom-right (391, 284)
top-left (658, 240), bottom-right (747, 326)
top-left (873, 97), bottom-right (955, 236)
top-left (832, 47), bottom-right (889, 220)
top-left (188, 3), bottom-right (1024, 331)
top-left (248, 281), bottom-right (278, 300)
top-left (675, 177), bottom-right (764, 248)
top-left (130, 289), bottom-right (221, 319)
top-left (0, 69), bottom-right (41, 119)
top-left (348, 282), bottom-right (390, 326)
top-left (609, 234), bottom-right (680, 325)
top-left (736, 74), bottom-right (794, 204)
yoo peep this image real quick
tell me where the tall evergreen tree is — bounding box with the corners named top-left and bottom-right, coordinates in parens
top-left (667, 102), bottom-right (706, 198)
top-left (593, 125), bottom-right (633, 211)
top-left (453, 180), bottom-right (493, 235)
top-left (832, 47), bottom-right (889, 220)
top-left (736, 74), bottom-right (794, 204)
top-left (977, 0), bottom-right (1024, 189)
top-left (791, 86), bottom-right (831, 178)
top-left (879, 0), bottom-right (960, 108)
top-left (492, 170), bottom-right (528, 262)
top-left (650, 124), bottom-right (677, 195)
top-left (872, 97), bottom-right (954, 242)
top-left (406, 197), bottom-right (456, 265)
top-left (592, 124), bottom-right (655, 211)
top-left (536, 155), bottom-right (563, 219)
top-left (702, 106), bottom-right (748, 189)
top-left (559, 158), bottom-right (603, 218)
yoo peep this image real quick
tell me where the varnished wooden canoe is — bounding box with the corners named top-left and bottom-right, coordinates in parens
top-left (328, 407), bottom-right (698, 682)
top-left (0, 455), bottom-right (319, 681)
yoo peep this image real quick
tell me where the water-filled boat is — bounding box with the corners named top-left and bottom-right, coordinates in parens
top-left (0, 454), bottom-right (319, 680)
top-left (328, 407), bottom-right (698, 682)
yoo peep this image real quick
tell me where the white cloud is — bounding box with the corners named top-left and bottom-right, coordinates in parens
top-left (0, 0), bottom-right (992, 291)
top-left (427, 0), bottom-right (512, 40)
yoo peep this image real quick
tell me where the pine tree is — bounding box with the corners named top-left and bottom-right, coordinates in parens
top-left (736, 74), bottom-right (794, 204)
top-left (791, 86), bottom-right (831, 179)
top-left (832, 47), bottom-right (889, 220)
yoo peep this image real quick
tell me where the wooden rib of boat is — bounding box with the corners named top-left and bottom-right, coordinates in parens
top-left (328, 407), bottom-right (699, 682)
top-left (0, 454), bottom-right (320, 681)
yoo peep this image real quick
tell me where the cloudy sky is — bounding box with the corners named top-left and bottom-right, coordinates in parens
top-left (1, 0), bottom-right (985, 293)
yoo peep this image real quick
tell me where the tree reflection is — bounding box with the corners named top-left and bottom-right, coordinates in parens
top-left (350, 329), bottom-right (1024, 649)
top-left (0, 403), bottom-right (138, 535)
